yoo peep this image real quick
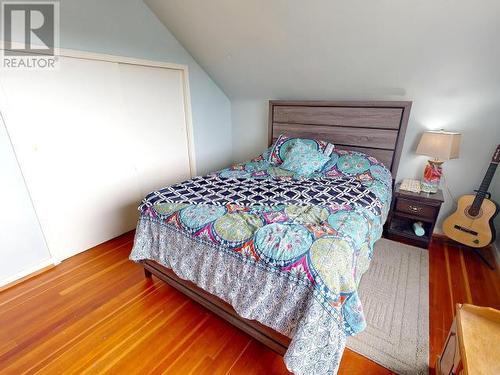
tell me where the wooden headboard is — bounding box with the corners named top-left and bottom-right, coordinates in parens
top-left (268, 100), bottom-right (412, 177)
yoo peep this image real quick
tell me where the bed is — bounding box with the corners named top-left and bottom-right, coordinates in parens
top-left (130, 100), bottom-right (411, 374)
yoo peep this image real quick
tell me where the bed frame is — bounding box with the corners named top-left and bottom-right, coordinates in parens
top-left (141, 100), bottom-right (412, 355)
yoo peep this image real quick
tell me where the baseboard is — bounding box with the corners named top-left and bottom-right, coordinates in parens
top-left (431, 232), bottom-right (454, 244)
top-left (0, 259), bottom-right (55, 291)
top-left (432, 228), bottom-right (450, 242)
top-left (432, 226), bottom-right (443, 235)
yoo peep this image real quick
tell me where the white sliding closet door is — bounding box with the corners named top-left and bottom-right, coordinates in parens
top-left (0, 55), bottom-right (192, 261)
top-left (118, 63), bottom-right (191, 197)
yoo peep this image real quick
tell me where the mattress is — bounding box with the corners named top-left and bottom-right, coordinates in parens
top-left (130, 147), bottom-right (392, 374)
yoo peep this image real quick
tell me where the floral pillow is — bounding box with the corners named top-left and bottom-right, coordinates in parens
top-left (280, 139), bottom-right (331, 177)
top-left (268, 134), bottom-right (335, 165)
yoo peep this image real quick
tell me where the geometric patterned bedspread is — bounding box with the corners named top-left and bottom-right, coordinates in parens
top-left (140, 174), bottom-right (383, 212)
top-left (130, 148), bottom-right (392, 374)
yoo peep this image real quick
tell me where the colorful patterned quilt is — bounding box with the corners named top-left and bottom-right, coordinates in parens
top-left (130, 148), bottom-right (392, 374)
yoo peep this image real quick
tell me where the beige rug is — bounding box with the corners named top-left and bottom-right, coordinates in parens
top-left (346, 238), bottom-right (429, 375)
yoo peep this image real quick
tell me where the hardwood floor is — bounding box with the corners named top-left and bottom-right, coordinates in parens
top-left (1, 232), bottom-right (498, 374)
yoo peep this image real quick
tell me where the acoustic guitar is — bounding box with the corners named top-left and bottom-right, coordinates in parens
top-left (443, 145), bottom-right (499, 248)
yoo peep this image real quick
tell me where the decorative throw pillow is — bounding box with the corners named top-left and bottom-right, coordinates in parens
top-left (268, 134), bottom-right (335, 165)
top-left (280, 139), bottom-right (330, 177)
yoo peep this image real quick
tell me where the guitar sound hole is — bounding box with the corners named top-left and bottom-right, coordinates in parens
top-left (468, 209), bottom-right (478, 217)
top-left (465, 205), bottom-right (482, 219)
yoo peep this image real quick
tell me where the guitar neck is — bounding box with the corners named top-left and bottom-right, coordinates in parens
top-left (471, 162), bottom-right (498, 209)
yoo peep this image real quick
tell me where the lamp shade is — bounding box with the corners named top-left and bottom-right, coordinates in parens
top-left (416, 130), bottom-right (461, 161)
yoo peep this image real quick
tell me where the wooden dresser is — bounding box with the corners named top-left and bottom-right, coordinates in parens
top-left (436, 304), bottom-right (500, 375)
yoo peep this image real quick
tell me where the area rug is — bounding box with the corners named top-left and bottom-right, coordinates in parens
top-left (346, 238), bottom-right (429, 374)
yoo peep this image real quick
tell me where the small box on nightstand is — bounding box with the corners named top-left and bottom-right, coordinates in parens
top-left (385, 183), bottom-right (444, 249)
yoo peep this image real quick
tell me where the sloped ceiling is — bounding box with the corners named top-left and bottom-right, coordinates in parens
top-left (145, 0), bottom-right (499, 100)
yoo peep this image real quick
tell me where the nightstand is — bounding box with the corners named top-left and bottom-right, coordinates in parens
top-left (385, 183), bottom-right (444, 249)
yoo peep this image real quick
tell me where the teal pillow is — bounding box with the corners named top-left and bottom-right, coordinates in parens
top-left (280, 139), bottom-right (330, 177)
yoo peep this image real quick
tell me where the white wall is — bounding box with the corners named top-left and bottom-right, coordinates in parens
top-left (231, 100), bottom-right (269, 161)
top-left (146, 0), bottom-right (500, 230)
top-left (0, 116), bottom-right (52, 286)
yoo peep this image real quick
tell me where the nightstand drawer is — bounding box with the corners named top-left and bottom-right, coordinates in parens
top-left (395, 198), bottom-right (436, 219)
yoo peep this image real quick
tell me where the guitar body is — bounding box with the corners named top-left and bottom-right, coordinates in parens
top-left (443, 195), bottom-right (498, 247)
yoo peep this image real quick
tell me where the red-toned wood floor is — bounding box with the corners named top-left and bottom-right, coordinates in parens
top-left (0, 232), bottom-right (498, 374)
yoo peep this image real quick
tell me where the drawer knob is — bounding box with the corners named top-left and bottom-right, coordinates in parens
top-left (409, 205), bottom-right (421, 212)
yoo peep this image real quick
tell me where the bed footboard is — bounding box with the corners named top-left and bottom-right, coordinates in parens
top-left (139, 260), bottom-right (290, 355)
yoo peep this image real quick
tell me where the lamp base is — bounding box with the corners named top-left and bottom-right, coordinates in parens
top-left (421, 159), bottom-right (443, 194)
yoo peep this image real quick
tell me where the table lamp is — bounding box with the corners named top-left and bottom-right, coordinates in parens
top-left (416, 130), bottom-right (461, 193)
